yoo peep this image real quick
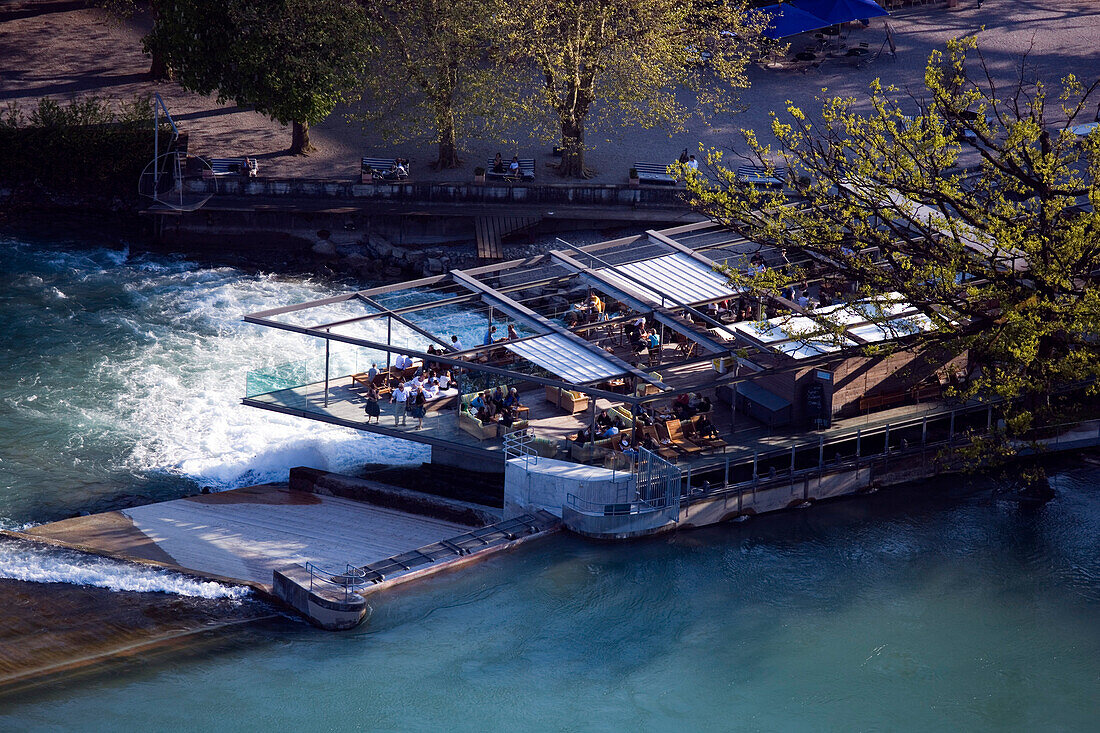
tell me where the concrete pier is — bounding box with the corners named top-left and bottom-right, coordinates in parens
top-left (9, 477), bottom-right (560, 630)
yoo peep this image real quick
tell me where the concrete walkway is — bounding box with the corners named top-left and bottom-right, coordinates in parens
top-left (21, 485), bottom-right (470, 590)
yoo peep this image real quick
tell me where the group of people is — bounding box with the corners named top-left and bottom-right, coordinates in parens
top-left (469, 386), bottom-right (525, 427)
top-left (491, 152), bottom-right (522, 177)
top-left (673, 392), bottom-right (713, 420)
top-left (362, 361), bottom-right (454, 430)
top-left (564, 292), bottom-right (607, 326)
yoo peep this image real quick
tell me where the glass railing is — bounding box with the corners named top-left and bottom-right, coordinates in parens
top-left (244, 347), bottom-right (389, 397)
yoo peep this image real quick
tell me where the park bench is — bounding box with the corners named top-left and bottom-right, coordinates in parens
top-left (735, 164), bottom-right (788, 187)
top-left (204, 157), bottom-right (257, 178)
top-left (633, 161), bottom-right (676, 186)
top-left (486, 158), bottom-right (535, 181)
top-left (361, 157), bottom-right (410, 183)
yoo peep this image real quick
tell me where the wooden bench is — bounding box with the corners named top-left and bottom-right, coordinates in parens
top-left (735, 165), bottom-right (787, 187)
top-left (204, 157), bottom-right (256, 178)
top-left (486, 158), bottom-right (535, 181)
top-left (361, 157), bottom-right (409, 183)
top-left (633, 161), bottom-right (676, 186)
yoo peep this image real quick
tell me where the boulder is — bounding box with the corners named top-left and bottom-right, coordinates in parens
top-left (426, 257), bottom-right (445, 274)
top-left (311, 240), bottom-right (338, 257)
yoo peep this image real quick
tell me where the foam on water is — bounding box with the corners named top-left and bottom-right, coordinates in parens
top-left (0, 541), bottom-right (249, 599)
top-left (0, 237), bottom-right (428, 511)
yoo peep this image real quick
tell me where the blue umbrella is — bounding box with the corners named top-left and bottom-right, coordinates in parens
top-left (760, 3), bottom-right (833, 40)
top-left (791, 0), bottom-right (889, 25)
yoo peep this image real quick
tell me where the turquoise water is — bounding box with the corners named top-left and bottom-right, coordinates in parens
top-left (0, 234), bottom-right (1098, 729)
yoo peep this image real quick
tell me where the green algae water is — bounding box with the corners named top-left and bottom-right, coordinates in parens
top-left (0, 233), bottom-right (1098, 729)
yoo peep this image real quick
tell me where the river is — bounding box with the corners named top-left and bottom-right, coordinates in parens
top-left (0, 233), bottom-right (1097, 730)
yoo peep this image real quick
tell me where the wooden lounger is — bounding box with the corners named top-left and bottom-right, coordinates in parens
top-left (684, 417), bottom-right (727, 450)
top-left (660, 419), bottom-right (703, 454)
top-left (639, 425), bottom-right (679, 461)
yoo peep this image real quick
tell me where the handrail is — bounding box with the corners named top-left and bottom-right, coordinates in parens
top-left (503, 427), bottom-right (538, 467)
top-left (306, 562), bottom-right (367, 603)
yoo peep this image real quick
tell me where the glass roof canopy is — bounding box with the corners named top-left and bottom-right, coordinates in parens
top-left (243, 221), bottom-right (945, 402)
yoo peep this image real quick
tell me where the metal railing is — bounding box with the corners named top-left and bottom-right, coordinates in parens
top-left (503, 427), bottom-right (539, 467)
top-left (306, 562), bottom-right (367, 603)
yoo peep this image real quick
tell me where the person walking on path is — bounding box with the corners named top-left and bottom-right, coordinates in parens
top-left (391, 383), bottom-right (409, 426)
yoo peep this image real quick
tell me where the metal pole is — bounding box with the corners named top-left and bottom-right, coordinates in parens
top-left (724, 456), bottom-right (730, 487)
top-left (884, 423), bottom-right (890, 453)
top-left (922, 416), bottom-right (927, 446)
top-left (818, 436), bottom-right (824, 469)
top-left (856, 429), bottom-right (862, 458)
top-left (323, 336), bottom-right (330, 408)
top-left (790, 445), bottom-right (796, 473)
top-left (386, 316), bottom-right (392, 370)
top-left (987, 405), bottom-right (993, 431)
top-left (949, 410), bottom-right (955, 440)
top-left (153, 100), bottom-right (159, 193)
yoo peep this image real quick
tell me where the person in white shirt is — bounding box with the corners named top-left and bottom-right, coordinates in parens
top-left (437, 371), bottom-right (451, 390)
top-left (450, 335), bottom-right (463, 352)
top-left (390, 384), bottom-right (409, 425)
top-left (686, 154), bottom-right (699, 172)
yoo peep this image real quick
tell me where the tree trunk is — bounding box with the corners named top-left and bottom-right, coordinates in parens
top-left (558, 117), bottom-right (589, 178)
top-left (291, 121), bottom-right (313, 155)
top-left (148, 49), bottom-right (171, 81)
top-left (433, 113), bottom-right (461, 169)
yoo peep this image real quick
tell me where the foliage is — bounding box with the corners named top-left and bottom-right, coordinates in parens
top-left (685, 37), bottom-right (1100, 447)
top-left (499, 0), bottom-right (765, 178)
top-left (144, 0), bottom-right (373, 153)
top-left (0, 95), bottom-right (156, 195)
top-left (356, 0), bottom-right (509, 169)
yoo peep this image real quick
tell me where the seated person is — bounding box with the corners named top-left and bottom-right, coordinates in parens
top-left (596, 412), bottom-right (613, 430)
top-left (394, 158), bottom-right (408, 177)
top-left (631, 333), bottom-right (649, 355)
top-left (695, 415), bottom-right (719, 438)
top-left (503, 387), bottom-right (522, 410)
top-left (491, 386), bottom-right (507, 413)
top-left (599, 423), bottom-right (620, 439)
top-left (506, 324), bottom-right (519, 340)
top-left (492, 152), bottom-right (505, 174)
top-left (470, 391), bottom-right (489, 420)
top-left (646, 329), bottom-right (660, 351)
top-left (437, 370), bottom-right (451, 390)
top-left (573, 428), bottom-right (592, 444)
top-left (620, 437), bottom-right (637, 460)
top-left (508, 155), bottom-right (520, 177)
top-left (423, 378), bottom-right (440, 399)
top-left (499, 406), bottom-right (516, 429)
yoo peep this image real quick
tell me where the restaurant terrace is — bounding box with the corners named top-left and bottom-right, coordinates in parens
top-left (242, 221), bottom-right (968, 475)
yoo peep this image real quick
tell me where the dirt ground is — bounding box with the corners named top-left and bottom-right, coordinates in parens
top-left (2, 0), bottom-right (1099, 184)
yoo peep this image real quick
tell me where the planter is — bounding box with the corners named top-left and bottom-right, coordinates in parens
top-left (474, 173), bottom-right (486, 184)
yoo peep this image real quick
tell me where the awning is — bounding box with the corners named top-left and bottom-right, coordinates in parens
top-left (760, 4), bottom-right (832, 39)
top-left (503, 333), bottom-right (624, 384)
top-left (596, 253), bottom-right (736, 307)
top-left (791, 0), bottom-right (889, 26)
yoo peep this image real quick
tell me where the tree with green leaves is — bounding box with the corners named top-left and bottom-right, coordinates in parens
top-left (685, 37), bottom-right (1100, 454)
top-left (500, 0), bottom-right (764, 178)
top-left (144, 0), bottom-right (373, 154)
top-left (357, 0), bottom-right (506, 169)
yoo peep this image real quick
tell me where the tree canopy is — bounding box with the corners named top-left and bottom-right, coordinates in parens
top-left (685, 37), bottom-right (1100, 447)
top-left (144, 0), bottom-right (372, 154)
top-left (500, 0), bottom-right (765, 178)
top-left (356, 0), bottom-right (508, 169)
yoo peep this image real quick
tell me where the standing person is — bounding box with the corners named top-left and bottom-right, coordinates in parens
top-left (484, 324), bottom-right (497, 345)
top-left (367, 362), bottom-right (379, 385)
top-left (678, 148), bottom-right (689, 164)
top-left (409, 387), bottom-right (427, 430)
top-left (391, 383), bottom-right (409, 426)
top-left (364, 386), bottom-right (381, 424)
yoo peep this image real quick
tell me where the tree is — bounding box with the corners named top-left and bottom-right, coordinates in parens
top-left (357, 0), bottom-right (505, 169)
top-left (685, 37), bottom-right (1100, 450)
top-left (97, 1), bottom-right (171, 80)
top-left (144, 0), bottom-right (373, 154)
top-left (501, 0), bottom-right (764, 178)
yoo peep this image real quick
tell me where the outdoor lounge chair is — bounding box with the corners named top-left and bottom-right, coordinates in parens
top-left (685, 417), bottom-right (727, 450)
top-left (660, 419), bottom-right (703, 454)
top-left (633, 161), bottom-right (676, 186)
top-left (639, 425), bottom-right (679, 461)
